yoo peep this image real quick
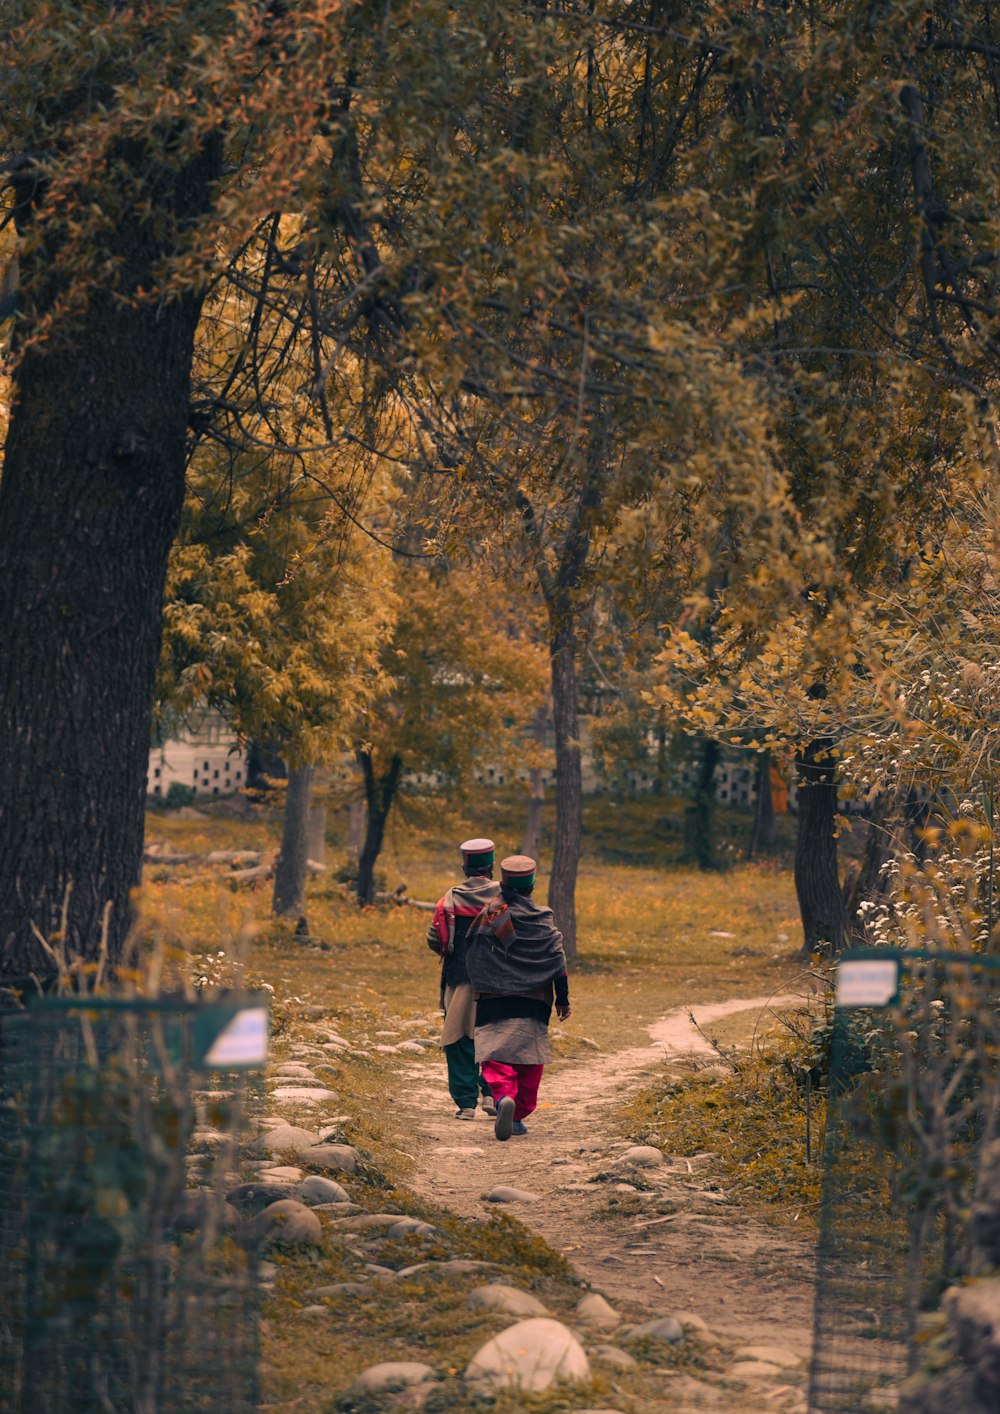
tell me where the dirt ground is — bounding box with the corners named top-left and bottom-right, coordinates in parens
top-left (401, 996), bottom-right (816, 1410)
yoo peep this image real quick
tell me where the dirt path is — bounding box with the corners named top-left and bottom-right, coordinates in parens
top-left (401, 996), bottom-right (816, 1404)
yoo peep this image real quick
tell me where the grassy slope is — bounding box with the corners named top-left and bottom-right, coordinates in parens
top-left (143, 790), bottom-right (811, 1411)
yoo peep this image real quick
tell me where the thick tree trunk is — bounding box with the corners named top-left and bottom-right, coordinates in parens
top-left (548, 618), bottom-right (580, 959)
top-left (273, 764), bottom-right (317, 920)
top-left (0, 143), bottom-right (220, 983)
top-left (520, 701), bottom-right (549, 860)
top-left (684, 737), bottom-right (720, 870)
top-left (794, 738), bottom-right (850, 954)
top-left (356, 750), bottom-right (402, 907)
top-left (747, 750), bottom-right (775, 859)
top-left (308, 800), bottom-right (328, 867)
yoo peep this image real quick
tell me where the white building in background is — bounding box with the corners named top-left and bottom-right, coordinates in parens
top-left (147, 711), bottom-right (247, 800)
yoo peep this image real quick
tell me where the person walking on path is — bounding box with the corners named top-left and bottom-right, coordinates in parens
top-left (426, 837), bottom-right (500, 1120)
top-left (466, 854), bottom-right (570, 1141)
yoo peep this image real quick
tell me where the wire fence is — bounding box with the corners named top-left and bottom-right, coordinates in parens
top-left (0, 994), bottom-right (269, 1414)
top-left (808, 949), bottom-right (1000, 1414)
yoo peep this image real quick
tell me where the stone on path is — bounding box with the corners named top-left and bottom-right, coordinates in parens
top-left (620, 1145), bottom-right (664, 1168)
top-left (398, 1258), bottom-right (496, 1279)
top-left (727, 1359), bottom-right (788, 1379)
top-left (258, 1165), bottom-right (304, 1181)
top-left (483, 1185), bottom-right (539, 1204)
top-left (329, 1213), bottom-right (405, 1233)
top-left (733, 1344), bottom-right (803, 1368)
top-left (310, 1282), bottom-right (377, 1298)
top-left (301, 1142), bottom-right (360, 1174)
top-left (274, 1063), bottom-right (319, 1078)
top-left (264, 1125), bottom-right (320, 1156)
top-left (269, 1085), bottom-right (338, 1102)
top-left (674, 1310), bottom-right (711, 1333)
top-left (468, 1285), bottom-right (549, 1318)
top-left (242, 1198), bottom-right (322, 1249)
top-left (592, 1346), bottom-right (636, 1369)
top-left (298, 1175), bottom-right (350, 1205)
top-left (624, 1315), bottom-right (684, 1344)
top-left (350, 1362), bottom-right (436, 1395)
top-left (465, 1318), bottom-right (590, 1391)
top-left (575, 1293), bottom-right (620, 1330)
top-left (387, 1217), bottom-right (437, 1239)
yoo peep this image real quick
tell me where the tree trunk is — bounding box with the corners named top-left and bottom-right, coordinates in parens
top-left (653, 707), bottom-right (669, 796)
top-left (273, 764), bottom-right (317, 920)
top-left (308, 799), bottom-right (328, 867)
top-left (684, 737), bottom-right (720, 870)
top-left (520, 701), bottom-right (549, 860)
top-left (548, 617), bottom-right (580, 958)
top-left (794, 738), bottom-right (850, 954)
top-left (0, 141), bottom-right (220, 983)
top-left (356, 750), bottom-right (402, 906)
top-left (346, 758), bottom-right (367, 865)
top-left (747, 749), bottom-right (775, 859)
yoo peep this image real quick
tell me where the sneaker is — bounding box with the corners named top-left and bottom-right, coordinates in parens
top-left (494, 1095), bottom-right (515, 1141)
top-left (511, 1119), bottom-right (528, 1136)
top-left (455, 1108), bottom-right (477, 1121)
top-left (481, 1093), bottom-right (497, 1117)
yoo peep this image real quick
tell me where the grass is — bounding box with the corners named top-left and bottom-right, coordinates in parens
top-left (139, 787), bottom-right (811, 1411)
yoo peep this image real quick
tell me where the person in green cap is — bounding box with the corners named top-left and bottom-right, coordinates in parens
top-left (466, 854), bottom-right (570, 1140)
top-left (426, 837), bottom-right (500, 1119)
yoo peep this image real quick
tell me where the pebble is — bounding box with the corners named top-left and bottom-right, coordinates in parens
top-left (321, 1032), bottom-right (349, 1048)
top-left (241, 1198), bottom-right (322, 1249)
top-left (350, 1363), bottom-right (436, 1395)
top-left (465, 1318), bottom-right (590, 1391)
top-left (374, 1044), bottom-right (400, 1054)
top-left (329, 1213), bottom-right (404, 1233)
top-left (613, 1183), bottom-right (638, 1193)
top-left (624, 1316), bottom-right (684, 1344)
top-left (733, 1344), bottom-right (803, 1368)
top-left (396, 1040), bottom-right (426, 1053)
top-left (620, 1145), bottom-right (665, 1168)
top-left (398, 1259), bottom-right (495, 1278)
top-left (273, 1063), bottom-right (319, 1078)
top-left (269, 1086), bottom-right (338, 1101)
top-left (258, 1166), bottom-right (304, 1182)
top-left (592, 1346), bottom-right (636, 1369)
top-left (299, 1305), bottom-right (327, 1316)
top-left (264, 1125), bottom-right (320, 1156)
top-left (575, 1293), bottom-right (620, 1330)
top-left (298, 1175), bottom-right (350, 1205)
top-left (468, 1285), bottom-right (549, 1317)
top-left (301, 1142), bottom-right (360, 1174)
top-left (483, 1186), bottom-right (539, 1204)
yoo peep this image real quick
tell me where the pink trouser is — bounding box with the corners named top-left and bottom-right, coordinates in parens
top-left (480, 1060), bottom-right (544, 1121)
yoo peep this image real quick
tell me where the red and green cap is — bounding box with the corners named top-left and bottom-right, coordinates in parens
top-left (460, 837), bottom-right (495, 869)
top-left (500, 854), bottom-right (536, 891)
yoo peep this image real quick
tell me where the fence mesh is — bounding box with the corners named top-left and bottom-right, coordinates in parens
top-left (808, 949), bottom-right (1000, 1414)
top-left (0, 994), bottom-right (268, 1414)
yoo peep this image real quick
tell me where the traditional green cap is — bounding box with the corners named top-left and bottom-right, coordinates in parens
top-left (460, 837), bottom-right (495, 869)
top-left (500, 854), bottom-right (536, 891)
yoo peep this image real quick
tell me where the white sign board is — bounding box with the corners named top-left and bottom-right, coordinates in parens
top-left (204, 1006), bottom-right (270, 1067)
top-left (836, 958), bottom-right (900, 1009)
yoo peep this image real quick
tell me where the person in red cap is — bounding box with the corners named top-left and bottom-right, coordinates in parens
top-left (426, 837), bottom-right (500, 1119)
top-left (466, 854), bottom-right (570, 1140)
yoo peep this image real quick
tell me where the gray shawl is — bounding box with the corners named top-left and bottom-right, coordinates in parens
top-left (466, 890), bottom-right (567, 995)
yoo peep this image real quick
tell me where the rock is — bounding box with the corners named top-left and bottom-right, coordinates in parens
top-left (298, 1175), bottom-right (350, 1205)
top-left (592, 1346), bottom-right (637, 1369)
top-left (387, 1218), bottom-right (437, 1239)
top-left (397, 1040), bottom-right (426, 1052)
top-left (620, 1145), bottom-right (664, 1168)
top-left (269, 1085), bottom-right (338, 1100)
top-left (273, 1063), bottom-right (319, 1078)
top-left (329, 1213), bottom-right (404, 1233)
top-left (624, 1316), bottom-right (684, 1344)
top-left (613, 1183), bottom-right (638, 1193)
top-left (190, 1127), bottom-right (232, 1151)
top-left (466, 1318), bottom-right (589, 1391)
top-left (398, 1259), bottom-right (496, 1279)
top-left (310, 1282), bottom-right (377, 1298)
top-left (733, 1344), bottom-right (802, 1369)
top-left (311, 1202), bottom-right (364, 1215)
top-left (264, 1125), bottom-right (320, 1156)
top-left (301, 1142), bottom-right (360, 1174)
top-left (674, 1310), bottom-right (711, 1333)
top-left (226, 1182), bottom-right (298, 1214)
top-left (482, 1186), bottom-right (539, 1204)
top-left (575, 1293), bottom-right (620, 1330)
top-left (468, 1285), bottom-right (550, 1317)
top-left (942, 1280), bottom-right (1000, 1384)
top-left (257, 1165), bottom-right (304, 1182)
top-left (242, 1198), bottom-right (323, 1249)
top-left (299, 1305), bottom-right (327, 1316)
top-left (727, 1360), bottom-right (786, 1379)
top-left (374, 1044), bottom-right (399, 1054)
top-left (350, 1363), bottom-right (436, 1396)
top-left (170, 1192), bottom-right (240, 1233)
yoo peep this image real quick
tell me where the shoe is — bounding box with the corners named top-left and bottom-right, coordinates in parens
top-left (511, 1119), bottom-right (528, 1136)
top-left (494, 1095), bottom-right (515, 1141)
top-left (481, 1092), bottom-right (497, 1117)
top-left (455, 1108), bottom-right (477, 1121)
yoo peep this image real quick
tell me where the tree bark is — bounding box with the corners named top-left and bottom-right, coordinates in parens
top-left (520, 700), bottom-right (549, 860)
top-left (0, 140), bottom-right (220, 983)
top-left (273, 764), bottom-right (317, 920)
top-left (747, 749), bottom-right (775, 859)
top-left (548, 619), bottom-right (580, 958)
top-left (794, 738), bottom-right (850, 954)
top-left (356, 750), bottom-right (402, 906)
top-left (684, 736), bottom-right (720, 871)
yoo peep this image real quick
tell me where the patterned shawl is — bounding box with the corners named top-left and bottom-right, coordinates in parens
top-left (466, 890), bottom-right (567, 995)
